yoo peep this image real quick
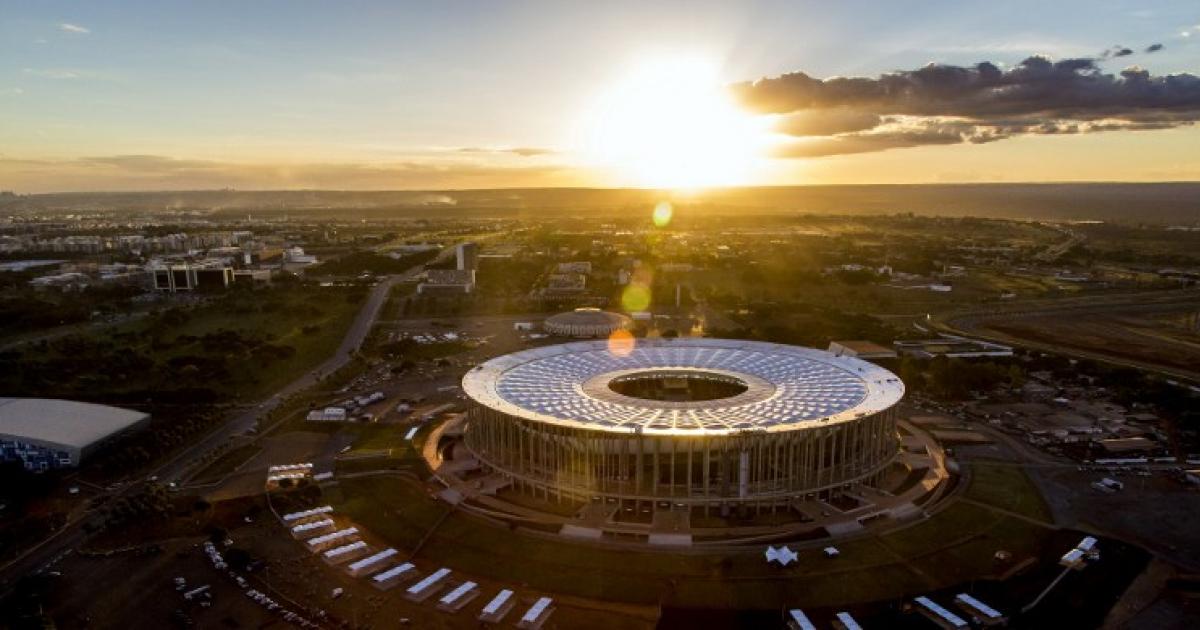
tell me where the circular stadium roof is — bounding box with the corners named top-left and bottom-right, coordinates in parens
top-left (462, 338), bottom-right (904, 435)
top-left (543, 308), bottom-right (631, 336)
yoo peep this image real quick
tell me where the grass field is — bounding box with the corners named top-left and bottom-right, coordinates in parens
top-left (190, 442), bottom-right (262, 484)
top-left (331, 466), bottom-right (1061, 609)
top-left (985, 309), bottom-right (1200, 377)
top-left (0, 283), bottom-right (365, 404)
top-left (141, 284), bottom-right (364, 400)
top-left (964, 462), bottom-right (1054, 521)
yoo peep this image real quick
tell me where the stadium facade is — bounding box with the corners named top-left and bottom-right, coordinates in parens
top-left (461, 338), bottom-right (903, 512)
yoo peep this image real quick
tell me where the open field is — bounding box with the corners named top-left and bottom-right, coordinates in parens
top-left (330, 460), bottom-right (1080, 612)
top-left (976, 308), bottom-right (1200, 380)
top-left (0, 282), bottom-right (365, 404)
top-left (132, 284), bottom-right (366, 401)
top-left (963, 461), bottom-right (1054, 522)
top-left (942, 288), bottom-right (1200, 382)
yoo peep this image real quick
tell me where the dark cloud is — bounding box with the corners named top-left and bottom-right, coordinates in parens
top-left (771, 127), bottom-right (963, 158)
top-left (774, 109), bottom-right (881, 136)
top-left (1146, 43), bottom-right (1164, 53)
top-left (733, 55), bottom-right (1200, 157)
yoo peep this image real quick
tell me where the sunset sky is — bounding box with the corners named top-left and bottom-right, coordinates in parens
top-left (1, 1), bottom-right (1198, 192)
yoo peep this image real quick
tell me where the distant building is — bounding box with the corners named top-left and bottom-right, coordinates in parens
top-left (389, 243), bottom-right (440, 256)
top-left (894, 335), bottom-right (1012, 359)
top-left (556, 261), bottom-right (592, 275)
top-left (456, 242), bottom-right (479, 271)
top-left (306, 407), bottom-right (348, 422)
top-left (233, 269), bottom-right (273, 284)
top-left (0, 398), bottom-right (149, 470)
top-left (0, 259), bottom-right (64, 272)
top-left (28, 272), bottom-right (90, 291)
top-left (418, 269), bottom-right (475, 295)
top-left (283, 246), bottom-right (318, 265)
top-left (1098, 437), bottom-right (1155, 453)
top-left (827, 340), bottom-right (898, 360)
top-left (151, 264), bottom-right (234, 292)
top-left (545, 273), bottom-right (586, 293)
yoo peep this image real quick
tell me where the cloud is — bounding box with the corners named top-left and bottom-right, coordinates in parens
top-left (772, 125), bottom-right (964, 158)
top-left (734, 55), bottom-right (1200, 157)
top-left (20, 67), bottom-right (117, 82)
top-left (59, 23), bottom-right (89, 34)
top-left (22, 68), bottom-right (84, 80)
top-left (1146, 43), bottom-right (1164, 53)
top-left (456, 146), bottom-right (555, 157)
top-left (774, 109), bottom-right (882, 136)
top-left (1099, 45), bottom-right (1136, 59)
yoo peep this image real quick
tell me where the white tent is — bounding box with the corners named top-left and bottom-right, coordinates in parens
top-left (765, 545), bottom-right (799, 566)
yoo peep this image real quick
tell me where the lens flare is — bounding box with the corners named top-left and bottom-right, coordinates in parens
top-left (621, 283), bottom-right (651, 312)
top-left (652, 201), bottom-right (673, 228)
top-left (606, 329), bottom-right (636, 357)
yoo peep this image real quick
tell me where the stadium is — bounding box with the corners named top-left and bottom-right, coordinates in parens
top-left (542, 307), bottom-right (632, 338)
top-left (460, 338), bottom-right (904, 514)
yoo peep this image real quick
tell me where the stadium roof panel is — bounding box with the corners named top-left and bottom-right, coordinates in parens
top-left (462, 338), bottom-right (904, 435)
top-left (0, 398), bottom-right (149, 450)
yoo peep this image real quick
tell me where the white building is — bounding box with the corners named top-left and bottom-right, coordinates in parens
top-left (456, 242), bottom-right (479, 271)
top-left (0, 398), bottom-right (149, 470)
top-left (283, 246), bottom-right (318, 265)
top-left (418, 269), bottom-right (475, 295)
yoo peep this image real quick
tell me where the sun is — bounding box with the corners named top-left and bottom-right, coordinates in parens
top-left (578, 56), bottom-right (772, 189)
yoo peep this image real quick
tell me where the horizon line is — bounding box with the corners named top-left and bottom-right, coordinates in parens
top-left (9, 179), bottom-right (1200, 197)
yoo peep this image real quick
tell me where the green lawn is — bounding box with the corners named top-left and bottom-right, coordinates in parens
top-left (964, 462), bottom-right (1053, 522)
top-left (0, 283), bottom-right (364, 404)
top-left (332, 475), bottom-right (1059, 609)
top-left (191, 442), bottom-right (262, 484)
top-left (146, 284), bottom-right (362, 400)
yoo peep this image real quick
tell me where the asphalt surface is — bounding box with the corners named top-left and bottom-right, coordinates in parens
top-left (0, 262), bottom-right (429, 593)
top-left (935, 287), bottom-right (1200, 384)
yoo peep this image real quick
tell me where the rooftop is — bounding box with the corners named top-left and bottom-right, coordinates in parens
top-left (423, 269), bottom-right (475, 285)
top-left (545, 308), bottom-right (631, 328)
top-left (0, 398), bottom-right (149, 449)
top-left (828, 340), bottom-right (898, 358)
top-left (462, 338), bottom-right (904, 435)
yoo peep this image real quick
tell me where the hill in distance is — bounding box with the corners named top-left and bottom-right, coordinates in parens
top-left (4, 183), bottom-right (1199, 223)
